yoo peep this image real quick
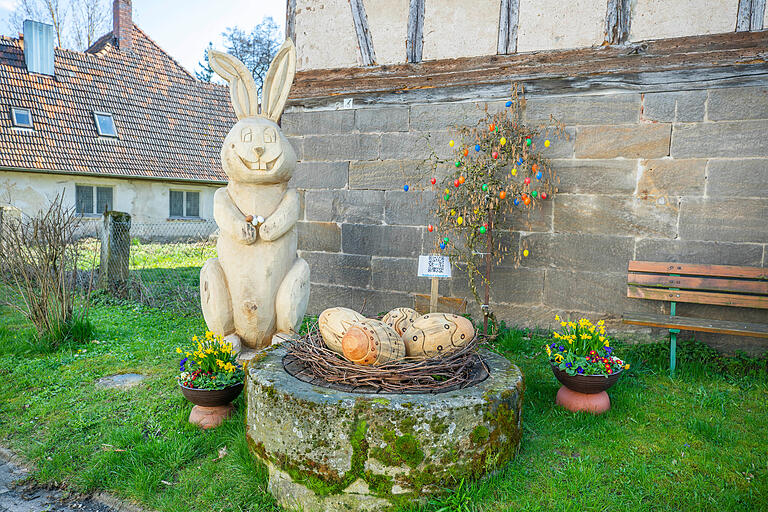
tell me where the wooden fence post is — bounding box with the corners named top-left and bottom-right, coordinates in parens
top-left (99, 211), bottom-right (131, 294)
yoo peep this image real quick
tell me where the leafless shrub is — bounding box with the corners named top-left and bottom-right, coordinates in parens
top-left (0, 195), bottom-right (95, 346)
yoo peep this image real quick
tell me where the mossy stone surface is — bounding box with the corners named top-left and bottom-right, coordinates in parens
top-left (245, 348), bottom-right (524, 512)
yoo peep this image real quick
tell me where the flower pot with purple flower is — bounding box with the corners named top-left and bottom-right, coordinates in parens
top-left (545, 316), bottom-right (629, 414)
top-left (176, 331), bottom-right (244, 428)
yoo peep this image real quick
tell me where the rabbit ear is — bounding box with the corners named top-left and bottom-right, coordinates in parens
top-left (262, 39), bottom-right (297, 123)
top-left (208, 49), bottom-right (260, 120)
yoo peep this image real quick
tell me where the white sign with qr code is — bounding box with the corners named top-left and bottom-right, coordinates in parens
top-left (417, 254), bottom-right (452, 278)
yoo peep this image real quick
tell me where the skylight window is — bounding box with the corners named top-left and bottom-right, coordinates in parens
top-left (93, 112), bottom-right (118, 137)
top-left (11, 107), bottom-right (33, 128)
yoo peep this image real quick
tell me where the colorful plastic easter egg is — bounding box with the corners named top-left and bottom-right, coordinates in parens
top-left (475, 144), bottom-right (481, 152)
top-left (524, 177), bottom-right (531, 185)
top-left (511, 168), bottom-right (517, 176)
top-left (444, 194), bottom-right (450, 201)
top-left (445, 188), bottom-right (450, 194)
top-left (523, 196), bottom-right (531, 206)
top-left (440, 242), bottom-right (446, 249)
top-left (455, 161), bottom-right (461, 167)
top-left (513, 198), bottom-right (520, 206)
top-left (525, 138), bottom-right (532, 146)
top-left (463, 148), bottom-right (469, 157)
top-left (403, 185), bottom-right (409, 191)
top-left (482, 184), bottom-right (488, 191)
top-left (499, 190), bottom-right (507, 199)
top-left (536, 172), bottom-right (543, 180)
top-left (382, 307), bottom-right (421, 337)
top-left (457, 216), bottom-right (463, 225)
top-left (545, 140), bottom-right (550, 147)
top-left (500, 137), bottom-right (507, 146)
top-left (489, 124), bottom-right (495, 131)
top-left (450, 209), bottom-right (456, 216)
top-left (505, 100), bottom-right (512, 107)
top-left (541, 192), bottom-right (548, 200)
top-left (430, 177), bottom-right (437, 185)
top-left (523, 249), bottom-right (529, 257)
top-left (458, 175), bottom-right (465, 184)
top-left (479, 225), bottom-right (486, 234)
top-left (532, 190), bottom-right (538, 198)
top-left (449, 140), bottom-right (455, 147)
top-left (454, 179), bottom-right (460, 187)
top-left (492, 151), bottom-right (499, 159)
top-left (518, 157), bottom-right (523, 165)
top-left (443, 237), bottom-right (449, 243)
top-left (428, 224), bottom-right (434, 232)
top-left (532, 164), bottom-right (538, 173)
top-left (342, 319), bottom-right (405, 365)
top-left (319, 307), bottom-right (366, 354)
top-left (473, 208), bottom-right (479, 214)
top-left (402, 313), bottom-right (475, 359)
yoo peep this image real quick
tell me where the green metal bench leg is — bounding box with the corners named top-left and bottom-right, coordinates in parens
top-left (669, 329), bottom-right (679, 375)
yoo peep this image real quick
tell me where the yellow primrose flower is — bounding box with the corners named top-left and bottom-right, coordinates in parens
top-left (176, 348), bottom-right (182, 354)
top-left (568, 322), bottom-right (576, 329)
top-left (604, 341), bottom-right (610, 347)
top-left (192, 336), bottom-right (198, 342)
top-left (597, 320), bottom-right (605, 326)
top-left (599, 336), bottom-right (605, 342)
top-left (560, 321), bottom-right (566, 327)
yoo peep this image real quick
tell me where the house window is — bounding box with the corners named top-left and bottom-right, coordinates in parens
top-left (93, 112), bottom-right (118, 137)
top-left (169, 190), bottom-right (200, 218)
top-left (11, 107), bottom-right (33, 128)
top-left (76, 185), bottom-right (113, 215)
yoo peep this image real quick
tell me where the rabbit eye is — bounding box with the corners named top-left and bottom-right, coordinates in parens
top-left (241, 128), bottom-right (253, 143)
top-left (264, 128), bottom-right (276, 144)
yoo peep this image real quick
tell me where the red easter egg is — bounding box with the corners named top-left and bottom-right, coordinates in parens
top-left (428, 224), bottom-right (434, 232)
top-left (430, 177), bottom-right (437, 185)
top-left (489, 124), bottom-right (495, 131)
top-left (541, 192), bottom-right (548, 200)
top-left (454, 179), bottom-right (460, 187)
top-left (492, 151), bottom-right (499, 159)
top-left (524, 177), bottom-right (531, 185)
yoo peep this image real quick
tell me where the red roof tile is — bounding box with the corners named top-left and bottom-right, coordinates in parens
top-left (0, 25), bottom-right (234, 183)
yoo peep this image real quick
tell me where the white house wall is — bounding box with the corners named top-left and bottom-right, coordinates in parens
top-left (294, 0), bottom-right (752, 70)
top-left (0, 170), bottom-right (220, 238)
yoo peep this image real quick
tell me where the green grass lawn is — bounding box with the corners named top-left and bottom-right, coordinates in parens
top-left (0, 300), bottom-right (766, 511)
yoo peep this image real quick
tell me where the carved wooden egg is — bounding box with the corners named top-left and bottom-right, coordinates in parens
top-left (318, 307), bottom-right (365, 354)
top-left (402, 313), bottom-right (475, 359)
top-left (381, 307), bottom-right (421, 336)
top-left (341, 319), bottom-right (405, 366)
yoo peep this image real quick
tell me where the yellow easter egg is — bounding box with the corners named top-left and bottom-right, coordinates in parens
top-left (511, 168), bottom-right (517, 176)
top-left (457, 216), bottom-right (463, 225)
top-left (544, 140), bottom-right (550, 147)
top-left (319, 307), bottom-right (366, 354)
top-left (500, 137), bottom-right (507, 146)
top-left (449, 140), bottom-right (455, 147)
top-left (523, 249), bottom-right (529, 257)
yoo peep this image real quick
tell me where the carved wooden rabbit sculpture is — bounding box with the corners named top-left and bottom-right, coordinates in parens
top-left (200, 39), bottom-right (310, 351)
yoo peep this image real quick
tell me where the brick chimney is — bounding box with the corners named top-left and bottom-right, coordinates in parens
top-left (113, 0), bottom-right (133, 51)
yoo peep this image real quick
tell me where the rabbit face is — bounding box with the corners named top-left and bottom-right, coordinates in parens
top-left (222, 117), bottom-right (296, 184)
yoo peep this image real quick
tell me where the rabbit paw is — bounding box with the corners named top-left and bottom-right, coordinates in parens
top-left (239, 221), bottom-right (258, 244)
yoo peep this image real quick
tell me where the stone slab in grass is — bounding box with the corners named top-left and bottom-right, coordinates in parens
top-left (245, 347), bottom-right (524, 512)
top-left (95, 373), bottom-right (145, 390)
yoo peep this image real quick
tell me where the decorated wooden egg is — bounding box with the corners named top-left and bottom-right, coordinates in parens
top-left (318, 307), bottom-right (366, 354)
top-left (402, 313), bottom-right (475, 359)
top-left (341, 319), bottom-right (405, 365)
top-left (381, 307), bottom-right (420, 336)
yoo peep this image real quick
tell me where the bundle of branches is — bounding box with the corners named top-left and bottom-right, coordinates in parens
top-left (0, 195), bottom-right (94, 347)
top-left (284, 324), bottom-right (489, 394)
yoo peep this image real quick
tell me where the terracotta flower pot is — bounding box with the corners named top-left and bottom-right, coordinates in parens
top-left (551, 364), bottom-right (622, 394)
top-left (179, 382), bottom-right (244, 407)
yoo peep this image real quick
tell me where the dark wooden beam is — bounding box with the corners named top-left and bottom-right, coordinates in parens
top-left (286, 0), bottom-right (296, 43)
top-left (288, 31), bottom-right (768, 106)
top-left (604, 0), bottom-right (631, 44)
top-left (737, 0), bottom-right (766, 31)
top-left (349, 0), bottom-right (375, 66)
top-left (406, 0), bottom-right (425, 63)
top-left (497, 0), bottom-right (520, 54)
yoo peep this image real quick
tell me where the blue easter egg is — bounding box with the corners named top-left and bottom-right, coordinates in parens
top-left (475, 144), bottom-right (481, 152)
top-left (536, 171), bottom-right (542, 180)
top-left (505, 100), bottom-right (512, 107)
top-left (403, 185), bottom-right (409, 191)
top-left (440, 242), bottom-right (446, 250)
top-left (518, 157), bottom-right (523, 165)
top-left (513, 198), bottom-right (520, 206)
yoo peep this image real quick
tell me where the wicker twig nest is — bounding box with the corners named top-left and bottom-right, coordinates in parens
top-left (283, 324), bottom-right (490, 394)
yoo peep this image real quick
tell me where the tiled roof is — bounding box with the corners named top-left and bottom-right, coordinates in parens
top-left (0, 25), bottom-right (235, 183)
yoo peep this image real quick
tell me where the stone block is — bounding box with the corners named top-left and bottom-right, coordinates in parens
top-left (575, 124), bottom-right (671, 159)
top-left (554, 194), bottom-right (678, 238)
top-left (384, 190), bottom-right (437, 226)
top-left (551, 159), bottom-right (636, 195)
top-left (544, 269), bottom-right (656, 316)
top-left (521, 233), bottom-right (634, 273)
top-left (706, 159), bottom-right (768, 198)
top-left (302, 133), bottom-right (380, 161)
top-left (281, 109), bottom-right (356, 136)
top-left (409, 102), bottom-right (487, 131)
top-left (380, 131), bottom-right (451, 160)
top-left (531, 127), bottom-right (576, 159)
top-left (355, 107), bottom-right (410, 132)
top-left (490, 267), bottom-right (546, 305)
top-left (634, 239), bottom-right (764, 266)
top-left (307, 283), bottom-right (411, 316)
top-left (290, 161), bottom-right (349, 190)
top-left (286, 136), bottom-right (304, 161)
top-left (638, 159), bottom-right (706, 197)
top-left (301, 251), bottom-right (371, 288)
top-left (524, 94), bottom-right (639, 125)
top-left (305, 190), bottom-right (384, 225)
top-left (297, 221), bottom-right (341, 253)
top-left (342, 224), bottom-right (422, 258)
top-left (707, 86), bottom-right (768, 121)
top-left (642, 91), bottom-right (706, 122)
top-left (349, 160), bottom-right (431, 190)
top-left (371, 256), bottom-right (431, 294)
top-left (671, 120), bottom-right (768, 158)
top-left (679, 197), bottom-right (768, 243)
top-left (505, 198), bottom-right (553, 233)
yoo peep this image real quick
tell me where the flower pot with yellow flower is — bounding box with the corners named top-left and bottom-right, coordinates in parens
top-left (176, 331), bottom-right (244, 429)
top-left (545, 317), bottom-right (629, 414)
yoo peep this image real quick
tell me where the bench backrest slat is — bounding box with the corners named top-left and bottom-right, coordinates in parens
top-left (628, 261), bottom-right (768, 280)
top-left (627, 286), bottom-right (768, 309)
top-left (628, 272), bottom-right (768, 295)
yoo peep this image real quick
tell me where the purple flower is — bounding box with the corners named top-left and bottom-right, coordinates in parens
top-left (558, 346), bottom-right (564, 351)
top-left (551, 343), bottom-right (556, 349)
top-left (565, 362), bottom-right (572, 368)
top-left (577, 367), bottom-right (583, 374)
top-left (605, 346), bottom-right (613, 355)
top-left (180, 357), bottom-right (188, 371)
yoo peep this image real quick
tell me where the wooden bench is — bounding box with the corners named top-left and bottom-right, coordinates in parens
top-left (622, 261), bottom-right (768, 373)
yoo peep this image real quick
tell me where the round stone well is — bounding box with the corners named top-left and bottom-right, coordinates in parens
top-left (245, 346), bottom-right (524, 512)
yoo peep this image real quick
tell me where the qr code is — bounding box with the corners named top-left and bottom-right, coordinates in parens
top-left (427, 255), bottom-right (446, 274)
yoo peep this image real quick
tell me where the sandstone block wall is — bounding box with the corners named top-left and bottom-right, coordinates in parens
top-left (284, 84), bottom-right (768, 354)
